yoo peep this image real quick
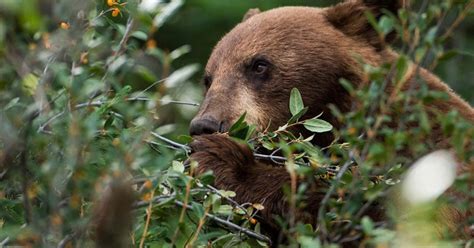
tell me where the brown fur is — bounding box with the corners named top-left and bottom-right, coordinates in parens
top-left (93, 179), bottom-right (135, 248)
top-left (189, 0), bottom-right (474, 243)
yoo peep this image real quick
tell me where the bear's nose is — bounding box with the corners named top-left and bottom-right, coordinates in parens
top-left (189, 118), bottom-right (220, 136)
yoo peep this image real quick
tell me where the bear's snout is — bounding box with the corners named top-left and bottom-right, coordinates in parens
top-left (189, 117), bottom-right (223, 136)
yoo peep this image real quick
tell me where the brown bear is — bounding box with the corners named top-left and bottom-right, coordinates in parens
top-left (188, 0), bottom-right (474, 244)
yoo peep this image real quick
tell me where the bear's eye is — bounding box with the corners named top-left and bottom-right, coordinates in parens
top-left (203, 75), bottom-right (212, 88)
top-left (251, 59), bottom-right (269, 75)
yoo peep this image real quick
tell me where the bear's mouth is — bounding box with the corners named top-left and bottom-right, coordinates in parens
top-left (218, 121), bottom-right (226, 133)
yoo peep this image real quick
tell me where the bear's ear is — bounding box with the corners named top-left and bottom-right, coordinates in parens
top-left (242, 8), bottom-right (261, 22)
top-left (325, 0), bottom-right (407, 50)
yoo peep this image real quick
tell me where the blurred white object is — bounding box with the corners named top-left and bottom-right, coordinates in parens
top-left (402, 150), bottom-right (457, 204)
top-left (139, 0), bottom-right (162, 12)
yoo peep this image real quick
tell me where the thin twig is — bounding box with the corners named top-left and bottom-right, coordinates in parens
top-left (134, 78), bottom-right (167, 99)
top-left (253, 153), bottom-right (287, 163)
top-left (139, 191), bottom-right (154, 248)
top-left (132, 189), bottom-right (271, 244)
top-left (57, 219), bottom-right (90, 248)
top-left (150, 132), bottom-right (191, 152)
top-left (148, 132), bottom-right (308, 167)
top-left (160, 100), bottom-right (200, 106)
top-left (146, 140), bottom-right (179, 152)
top-left (74, 97), bottom-right (198, 109)
top-left (186, 206), bottom-right (210, 247)
top-left (101, 16), bottom-right (134, 91)
top-left (174, 200), bottom-right (272, 245)
top-left (0, 237), bottom-right (10, 246)
top-left (21, 61), bottom-right (63, 123)
top-left (134, 195), bottom-right (171, 209)
top-left (205, 185), bottom-right (249, 216)
top-left (133, 188), bottom-right (208, 209)
top-left (38, 111), bottom-right (65, 134)
top-left (170, 169), bottom-right (193, 246)
top-left (20, 145), bottom-right (32, 225)
top-left (269, 147), bottom-right (283, 164)
top-left (57, 233), bottom-right (74, 248)
top-left (89, 9), bottom-right (114, 26)
top-left (441, 0), bottom-right (474, 41)
top-left (115, 17), bottom-right (135, 57)
top-left (37, 97), bottom-right (199, 133)
top-left (317, 151), bottom-right (356, 239)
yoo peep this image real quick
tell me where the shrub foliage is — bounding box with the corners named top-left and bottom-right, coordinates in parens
top-left (0, 0), bottom-right (473, 247)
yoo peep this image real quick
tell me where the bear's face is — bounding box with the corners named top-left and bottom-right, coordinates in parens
top-left (190, 2), bottom-right (400, 142)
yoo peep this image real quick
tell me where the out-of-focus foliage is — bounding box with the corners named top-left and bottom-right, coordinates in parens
top-left (0, 0), bottom-right (204, 246)
top-left (0, 0), bottom-right (473, 247)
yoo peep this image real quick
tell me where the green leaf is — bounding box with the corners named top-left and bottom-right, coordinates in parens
top-left (177, 135), bottom-right (193, 144)
top-left (361, 216), bottom-right (374, 234)
top-left (425, 27), bottom-right (438, 45)
top-left (116, 85), bottom-right (132, 98)
top-left (229, 112), bottom-right (247, 133)
top-left (289, 88), bottom-right (304, 116)
top-left (98, 85), bottom-right (132, 115)
top-left (204, 194), bottom-right (219, 208)
top-left (216, 205), bottom-right (233, 215)
top-left (303, 135), bottom-right (314, 142)
top-left (153, 0), bottom-right (184, 28)
top-left (135, 65), bottom-right (157, 83)
top-left (170, 45), bottom-right (191, 60)
top-left (254, 223), bottom-right (268, 247)
top-left (231, 126), bottom-right (249, 140)
top-left (228, 113), bottom-right (251, 139)
top-left (165, 64), bottom-right (200, 88)
top-left (303, 118), bottom-right (333, 133)
top-left (131, 31), bottom-right (148, 41)
top-left (415, 47), bottom-right (428, 62)
top-left (365, 11), bottom-right (381, 35)
top-left (303, 223), bottom-right (314, 233)
top-left (22, 73), bottom-right (38, 95)
top-left (339, 78), bottom-right (354, 93)
top-left (288, 107), bottom-right (308, 124)
top-left (437, 50), bottom-right (458, 63)
top-left (192, 202), bottom-right (205, 218)
top-left (298, 236), bottom-right (321, 248)
top-left (244, 124), bottom-right (256, 141)
top-left (368, 143), bottom-right (385, 160)
top-left (262, 140), bottom-right (274, 150)
top-left (379, 16), bottom-right (394, 35)
top-left (395, 55), bottom-right (408, 83)
top-left (277, 124), bottom-right (288, 132)
top-left (197, 171), bottom-right (215, 185)
top-left (419, 108), bottom-right (431, 132)
top-left (3, 97), bottom-right (19, 111)
top-left (171, 160), bottom-right (184, 173)
top-left (219, 190), bottom-right (236, 198)
top-left (103, 114), bottom-right (114, 129)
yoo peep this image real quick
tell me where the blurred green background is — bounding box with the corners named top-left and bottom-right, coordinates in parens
top-left (156, 0), bottom-right (474, 104)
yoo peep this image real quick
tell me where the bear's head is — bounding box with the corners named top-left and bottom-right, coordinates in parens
top-left (190, 0), bottom-right (404, 146)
